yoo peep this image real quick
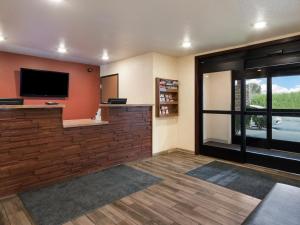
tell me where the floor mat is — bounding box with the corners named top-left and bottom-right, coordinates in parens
top-left (186, 161), bottom-right (300, 199)
top-left (20, 165), bottom-right (161, 225)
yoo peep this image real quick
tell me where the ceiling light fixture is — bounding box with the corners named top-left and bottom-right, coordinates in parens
top-left (102, 52), bottom-right (109, 61)
top-left (0, 35), bottom-right (6, 42)
top-left (254, 21), bottom-right (267, 29)
top-left (182, 40), bottom-right (192, 48)
top-left (50, 0), bottom-right (63, 3)
top-left (57, 44), bottom-right (67, 54)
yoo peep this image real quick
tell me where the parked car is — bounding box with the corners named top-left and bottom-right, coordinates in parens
top-left (272, 116), bottom-right (282, 129)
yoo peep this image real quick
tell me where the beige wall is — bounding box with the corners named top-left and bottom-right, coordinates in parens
top-left (177, 55), bottom-right (195, 151)
top-left (100, 53), bottom-right (154, 104)
top-left (153, 53), bottom-right (179, 154)
top-left (100, 53), bottom-right (179, 154)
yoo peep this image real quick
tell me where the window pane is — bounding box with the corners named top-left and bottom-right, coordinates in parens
top-left (246, 115), bottom-right (267, 139)
top-left (272, 75), bottom-right (300, 109)
top-left (246, 78), bottom-right (267, 110)
top-left (272, 116), bottom-right (300, 142)
top-left (234, 115), bottom-right (241, 136)
top-left (203, 71), bottom-right (232, 110)
top-left (203, 114), bottom-right (232, 145)
top-left (234, 80), bottom-right (241, 111)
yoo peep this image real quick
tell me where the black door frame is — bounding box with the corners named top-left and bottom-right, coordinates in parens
top-left (269, 66), bottom-right (300, 153)
top-left (200, 70), bottom-right (246, 163)
top-left (232, 65), bottom-right (300, 153)
top-left (195, 35), bottom-right (300, 174)
top-left (232, 70), bottom-right (269, 149)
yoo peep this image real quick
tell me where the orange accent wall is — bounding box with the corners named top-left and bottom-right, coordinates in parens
top-left (0, 51), bottom-right (100, 120)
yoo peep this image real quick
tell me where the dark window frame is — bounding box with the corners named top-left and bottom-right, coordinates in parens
top-left (232, 65), bottom-right (300, 153)
top-left (195, 35), bottom-right (300, 162)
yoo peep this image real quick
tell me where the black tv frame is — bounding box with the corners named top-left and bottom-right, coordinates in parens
top-left (20, 68), bottom-right (69, 98)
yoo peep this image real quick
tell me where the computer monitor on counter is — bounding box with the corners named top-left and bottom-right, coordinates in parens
top-left (0, 98), bottom-right (24, 105)
top-left (107, 98), bottom-right (127, 104)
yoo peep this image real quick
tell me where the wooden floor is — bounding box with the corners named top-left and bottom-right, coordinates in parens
top-left (1, 150), bottom-right (300, 225)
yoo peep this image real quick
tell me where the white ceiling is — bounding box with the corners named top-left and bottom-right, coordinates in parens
top-left (0, 0), bottom-right (300, 65)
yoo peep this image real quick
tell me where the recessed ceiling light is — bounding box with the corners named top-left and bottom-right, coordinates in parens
top-left (254, 21), bottom-right (267, 29)
top-left (57, 44), bottom-right (67, 54)
top-left (102, 52), bottom-right (109, 61)
top-left (0, 35), bottom-right (6, 42)
top-left (49, 0), bottom-right (63, 3)
top-left (182, 40), bottom-right (192, 48)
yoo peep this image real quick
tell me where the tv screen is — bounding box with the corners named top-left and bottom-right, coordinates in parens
top-left (20, 68), bottom-right (69, 97)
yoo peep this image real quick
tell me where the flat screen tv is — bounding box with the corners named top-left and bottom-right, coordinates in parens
top-left (20, 68), bottom-right (69, 98)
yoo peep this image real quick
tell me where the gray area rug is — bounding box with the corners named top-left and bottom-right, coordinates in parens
top-left (186, 161), bottom-right (300, 199)
top-left (20, 165), bottom-right (161, 225)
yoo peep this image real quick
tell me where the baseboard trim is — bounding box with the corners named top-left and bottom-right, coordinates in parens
top-left (153, 148), bottom-right (194, 156)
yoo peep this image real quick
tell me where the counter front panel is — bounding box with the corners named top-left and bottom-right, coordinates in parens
top-left (0, 105), bottom-right (152, 197)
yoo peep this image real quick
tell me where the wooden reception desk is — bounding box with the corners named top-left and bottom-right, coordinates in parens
top-left (0, 104), bottom-right (152, 197)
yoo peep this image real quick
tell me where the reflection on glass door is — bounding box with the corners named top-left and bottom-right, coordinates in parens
top-left (233, 74), bottom-right (269, 149)
top-left (246, 115), bottom-right (267, 139)
top-left (272, 75), bottom-right (300, 109)
top-left (245, 78), bottom-right (268, 146)
top-left (234, 115), bottom-right (268, 140)
top-left (272, 75), bottom-right (300, 146)
top-left (246, 78), bottom-right (267, 110)
top-left (234, 80), bottom-right (241, 111)
top-left (233, 68), bottom-right (300, 153)
top-left (272, 116), bottom-right (300, 143)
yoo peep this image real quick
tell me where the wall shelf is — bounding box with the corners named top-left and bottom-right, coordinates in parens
top-left (160, 102), bottom-right (178, 105)
top-left (155, 78), bottom-right (179, 117)
top-left (160, 90), bottom-right (178, 93)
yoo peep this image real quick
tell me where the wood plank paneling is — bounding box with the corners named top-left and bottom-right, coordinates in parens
top-left (0, 106), bottom-right (152, 197)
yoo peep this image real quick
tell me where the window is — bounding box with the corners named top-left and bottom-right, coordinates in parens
top-left (272, 116), bottom-right (300, 143)
top-left (246, 115), bottom-right (267, 139)
top-left (246, 78), bottom-right (267, 110)
top-left (203, 114), bottom-right (232, 148)
top-left (203, 71), bottom-right (232, 110)
top-left (234, 80), bottom-right (241, 111)
top-left (272, 75), bottom-right (300, 109)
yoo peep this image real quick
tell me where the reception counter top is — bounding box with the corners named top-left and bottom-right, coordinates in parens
top-left (0, 104), bottom-right (65, 109)
top-left (99, 104), bottom-right (153, 107)
top-left (0, 104), bottom-right (151, 128)
top-left (0, 103), bottom-right (152, 109)
top-left (0, 105), bottom-right (152, 197)
top-left (63, 119), bottom-right (109, 128)
top-left (63, 104), bottom-right (153, 128)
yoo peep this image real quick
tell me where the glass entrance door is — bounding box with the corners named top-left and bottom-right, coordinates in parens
top-left (245, 76), bottom-right (268, 148)
top-left (270, 69), bottom-right (300, 152)
top-left (233, 72), bottom-right (269, 149)
top-left (233, 66), bottom-right (300, 153)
